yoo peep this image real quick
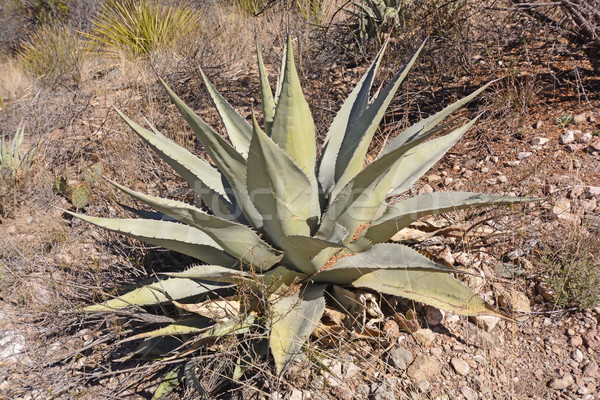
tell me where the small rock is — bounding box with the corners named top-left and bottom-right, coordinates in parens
top-left (574, 113), bottom-right (588, 124)
top-left (463, 170), bottom-right (473, 178)
top-left (443, 177), bottom-right (453, 186)
top-left (497, 175), bottom-right (508, 183)
top-left (418, 379), bottom-right (430, 392)
top-left (587, 186), bottom-right (600, 198)
top-left (289, 389), bottom-right (304, 400)
top-left (548, 373), bottom-right (574, 390)
top-left (583, 361), bottom-right (598, 378)
top-left (389, 346), bottom-right (413, 370)
top-left (552, 197), bottom-right (571, 219)
top-left (439, 247), bottom-right (455, 265)
top-left (461, 386), bottom-right (478, 400)
top-left (413, 329), bottom-right (436, 347)
top-left (498, 290), bottom-right (531, 313)
top-left (534, 368), bottom-right (545, 381)
top-left (560, 130), bottom-right (576, 145)
top-left (418, 184), bottom-right (434, 195)
top-left (481, 167), bottom-right (490, 173)
top-left (430, 347), bottom-right (442, 357)
top-left (343, 362), bottom-right (361, 379)
top-left (407, 355), bottom-right (441, 383)
top-left (577, 132), bottom-right (593, 143)
top-left (425, 306), bottom-right (445, 327)
top-left (533, 121), bottom-right (543, 129)
top-left (517, 151), bottom-right (532, 159)
top-left (427, 174), bottom-right (442, 183)
top-left (571, 336), bottom-right (583, 347)
top-left (504, 160), bottom-right (520, 167)
top-left (531, 137), bottom-right (550, 146)
top-left (565, 144), bottom-right (584, 152)
top-left (582, 328), bottom-right (600, 350)
top-left (471, 315), bottom-right (500, 332)
top-left (331, 385), bottom-right (353, 400)
top-left (450, 358), bottom-right (470, 376)
top-left (568, 186), bottom-right (585, 199)
top-left (577, 385), bottom-right (589, 395)
top-left (571, 348), bottom-right (584, 363)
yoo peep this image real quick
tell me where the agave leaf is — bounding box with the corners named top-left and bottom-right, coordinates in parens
top-left (247, 117), bottom-right (319, 247)
top-left (233, 339), bottom-right (269, 380)
top-left (126, 336), bottom-right (182, 361)
top-left (111, 182), bottom-right (282, 271)
top-left (167, 264), bottom-right (253, 282)
top-left (362, 192), bottom-right (538, 245)
top-left (257, 41), bottom-right (276, 135)
top-left (312, 243), bottom-right (456, 284)
top-left (319, 119), bottom-right (477, 243)
top-left (381, 82), bottom-right (493, 155)
top-left (270, 35), bottom-right (317, 177)
top-left (318, 40), bottom-right (388, 196)
top-left (84, 278), bottom-right (231, 311)
top-left (152, 366), bottom-right (184, 400)
top-left (331, 41), bottom-right (426, 198)
top-left (126, 316), bottom-right (214, 341)
top-left (262, 266), bottom-right (308, 291)
top-left (355, 269), bottom-right (498, 316)
top-left (281, 235), bottom-right (345, 274)
top-left (67, 212), bottom-right (237, 267)
top-left (386, 119), bottom-right (477, 197)
top-left (199, 69), bottom-right (253, 156)
top-left (274, 37), bottom-right (287, 104)
top-left (316, 243), bottom-right (497, 316)
top-left (114, 108), bottom-right (235, 220)
top-left (270, 284), bottom-right (327, 375)
top-left (158, 78), bottom-right (263, 228)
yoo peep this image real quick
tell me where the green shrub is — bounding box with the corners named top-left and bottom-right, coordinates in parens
top-left (19, 24), bottom-right (83, 83)
top-left (231, 0), bottom-right (266, 16)
top-left (71, 36), bottom-right (535, 397)
top-left (86, 0), bottom-right (200, 59)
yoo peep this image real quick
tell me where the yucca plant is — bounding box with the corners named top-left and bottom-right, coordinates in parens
top-left (73, 36), bottom-right (534, 396)
top-left (1, 124), bottom-right (36, 185)
top-left (86, 0), bottom-right (200, 59)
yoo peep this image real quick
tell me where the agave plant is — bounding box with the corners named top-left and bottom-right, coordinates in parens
top-left (1, 123), bottom-right (36, 185)
top-left (73, 36), bottom-right (532, 394)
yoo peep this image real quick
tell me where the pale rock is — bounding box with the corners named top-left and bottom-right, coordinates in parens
top-left (498, 290), bottom-right (531, 313)
top-left (0, 330), bottom-right (27, 366)
top-left (461, 386), bottom-right (478, 400)
top-left (577, 132), bottom-right (593, 143)
top-left (582, 199), bottom-right (597, 212)
top-left (407, 355), bottom-right (441, 383)
top-left (472, 315), bottom-right (500, 332)
top-left (517, 151), bottom-right (532, 159)
top-left (565, 144), bottom-right (584, 152)
top-left (413, 328), bottom-right (436, 347)
top-left (587, 186), bottom-right (600, 198)
top-left (427, 174), bottom-right (442, 183)
top-left (548, 373), bottom-right (574, 390)
top-left (551, 197), bottom-right (571, 218)
top-left (331, 385), bottom-right (353, 400)
top-left (463, 170), bottom-right (474, 178)
top-left (454, 252), bottom-right (470, 266)
top-left (418, 184), bottom-right (434, 195)
top-left (343, 362), bottom-right (361, 379)
top-left (425, 306), bottom-right (445, 327)
top-left (543, 183), bottom-right (556, 195)
top-left (418, 379), bottom-right (430, 392)
top-left (577, 385), bottom-right (589, 395)
top-left (571, 348), bottom-right (584, 363)
top-left (568, 185), bottom-right (585, 199)
top-left (533, 121), bottom-right (543, 129)
top-left (560, 130), bottom-right (580, 144)
top-left (289, 389), bottom-right (305, 400)
top-left (481, 167), bottom-right (490, 173)
top-left (490, 156), bottom-right (499, 163)
top-left (450, 358), bottom-right (470, 376)
top-left (389, 346), bottom-right (413, 370)
top-left (504, 160), bottom-right (520, 167)
top-left (440, 247), bottom-right (455, 265)
top-left (574, 113), bottom-right (588, 123)
top-left (443, 177), bottom-right (453, 186)
top-left (497, 175), bottom-right (508, 183)
top-left (531, 137), bottom-right (550, 146)
top-left (583, 361), bottom-right (598, 377)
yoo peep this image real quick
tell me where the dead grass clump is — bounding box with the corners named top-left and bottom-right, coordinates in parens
top-left (541, 226), bottom-right (600, 310)
top-left (19, 24), bottom-right (85, 85)
top-left (0, 57), bottom-right (31, 104)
